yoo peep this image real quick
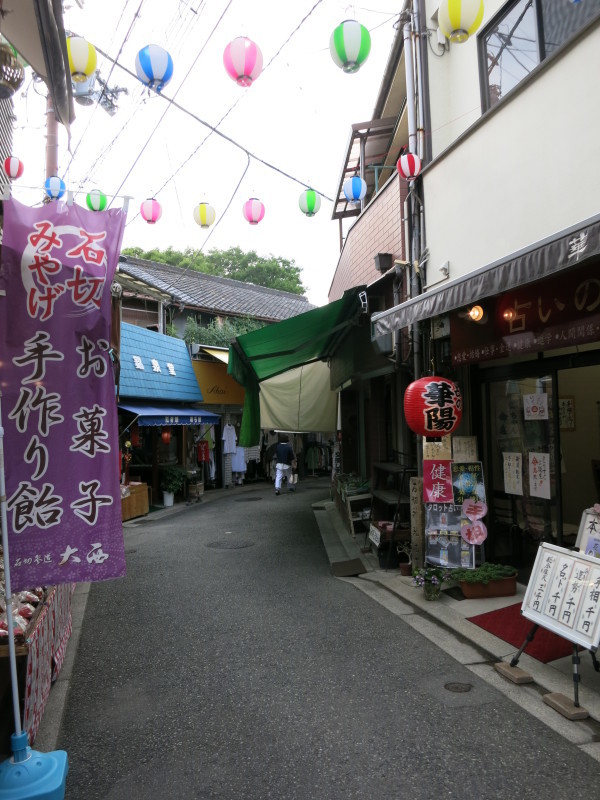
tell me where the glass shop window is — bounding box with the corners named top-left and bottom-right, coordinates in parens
top-left (479, 0), bottom-right (600, 111)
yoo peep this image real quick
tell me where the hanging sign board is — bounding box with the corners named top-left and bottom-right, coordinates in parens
top-left (522, 543), bottom-right (600, 652)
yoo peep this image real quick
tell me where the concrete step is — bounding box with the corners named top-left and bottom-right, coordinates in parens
top-left (312, 500), bottom-right (369, 577)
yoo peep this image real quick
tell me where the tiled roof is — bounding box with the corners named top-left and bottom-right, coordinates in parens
top-left (119, 322), bottom-right (203, 402)
top-left (118, 257), bottom-right (316, 321)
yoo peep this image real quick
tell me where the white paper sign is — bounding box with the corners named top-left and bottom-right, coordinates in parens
top-left (503, 452), bottom-right (523, 496)
top-left (523, 393), bottom-right (548, 421)
top-left (529, 452), bottom-right (551, 499)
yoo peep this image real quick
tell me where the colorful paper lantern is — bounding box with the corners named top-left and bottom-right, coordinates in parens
top-left (140, 198), bottom-right (162, 224)
top-left (67, 36), bottom-right (97, 82)
top-left (397, 153), bottom-right (422, 181)
top-left (438, 0), bottom-right (485, 44)
top-left (242, 197), bottom-right (265, 225)
top-left (86, 189), bottom-right (107, 211)
top-left (135, 44), bottom-right (174, 92)
top-left (330, 20), bottom-right (371, 73)
top-left (299, 189), bottom-right (321, 217)
top-left (223, 37), bottom-right (263, 87)
top-left (44, 176), bottom-right (66, 200)
top-left (4, 156), bottom-right (23, 180)
top-left (404, 376), bottom-right (463, 438)
top-left (343, 176), bottom-right (367, 204)
top-left (161, 428), bottom-right (171, 444)
top-left (193, 202), bottom-right (216, 228)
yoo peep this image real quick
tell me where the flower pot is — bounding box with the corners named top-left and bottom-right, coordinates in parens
top-left (459, 575), bottom-right (517, 599)
top-left (163, 491), bottom-right (174, 508)
top-left (423, 583), bottom-right (442, 601)
top-left (399, 562), bottom-right (412, 577)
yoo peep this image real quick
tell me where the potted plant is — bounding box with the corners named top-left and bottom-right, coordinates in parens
top-left (160, 466), bottom-right (187, 507)
top-left (451, 563), bottom-right (518, 599)
top-left (412, 565), bottom-right (452, 601)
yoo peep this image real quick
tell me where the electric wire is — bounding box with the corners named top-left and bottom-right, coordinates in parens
top-left (107, 0), bottom-right (235, 208)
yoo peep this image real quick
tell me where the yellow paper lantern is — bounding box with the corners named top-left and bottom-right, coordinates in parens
top-left (193, 202), bottom-right (216, 229)
top-left (438, 0), bottom-right (484, 44)
top-left (67, 36), bottom-right (97, 82)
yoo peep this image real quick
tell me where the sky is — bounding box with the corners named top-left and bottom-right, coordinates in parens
top-left (12, 0), bottom-right (400, 306)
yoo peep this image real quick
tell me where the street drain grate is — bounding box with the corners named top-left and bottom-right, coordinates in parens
top-left (444, 682), bottom-right (473, 693)
top-left (234, 497), bottom-right (262, 502)
top-left (206, 540), bottom-right (255, 549)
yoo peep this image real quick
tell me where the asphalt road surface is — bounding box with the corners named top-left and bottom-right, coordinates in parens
top-left (56, 479), bottom-right (600, 799)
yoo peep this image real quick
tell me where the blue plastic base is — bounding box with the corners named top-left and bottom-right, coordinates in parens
top-left (0, 743), bottom-right (68, 800)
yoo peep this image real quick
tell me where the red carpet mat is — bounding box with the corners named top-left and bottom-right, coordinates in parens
top-left (467, 602), bottom-right (576, 663)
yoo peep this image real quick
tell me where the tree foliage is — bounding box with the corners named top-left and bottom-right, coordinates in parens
top-left (183, 315), bottom-right (265, 349)
top-left (122, 245), bottom-right (306, 295)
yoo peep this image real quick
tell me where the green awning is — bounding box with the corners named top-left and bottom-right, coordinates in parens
top-left (228, 288), bottom-right (365, 445)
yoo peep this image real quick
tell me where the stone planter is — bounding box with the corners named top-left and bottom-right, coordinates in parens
top-left (162, 491), bottom-right (174, 508)
top-left (459, 575), bottom-right (517, 599)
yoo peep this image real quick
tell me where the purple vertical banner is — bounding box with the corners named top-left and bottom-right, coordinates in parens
top-left (0, 197), bottom-right (128, 591)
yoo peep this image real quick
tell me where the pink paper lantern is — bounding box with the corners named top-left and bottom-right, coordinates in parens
top-left (223, 37), bottom-right (263, 87)
top-left (242, 197), bottom-right (265, 225)
top-left (4, 156), bottom-right (24, 180)
top-left (397, 152), bottom-right (422, 181)
top-left (140, 197), bottom-right (162, 224)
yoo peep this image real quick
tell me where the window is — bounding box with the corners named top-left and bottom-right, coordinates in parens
top-left (480, 0), bottom-right (600, 110)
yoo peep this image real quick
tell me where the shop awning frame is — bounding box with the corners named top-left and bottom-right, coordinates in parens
top-left (372, 213), bottom-right (600, 336)
top-left (118, 402), bottom-right (220, 426)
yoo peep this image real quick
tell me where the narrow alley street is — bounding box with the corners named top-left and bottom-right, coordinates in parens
top-left (52, 480), bottom-right (599, 799)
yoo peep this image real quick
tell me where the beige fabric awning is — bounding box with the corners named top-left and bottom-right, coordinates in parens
top-left (259, 361), bottom-right (337, 434)
top-left (200, 346), bottom-right (229, 364)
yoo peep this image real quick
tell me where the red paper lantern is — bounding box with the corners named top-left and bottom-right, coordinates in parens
top-left (4, 156), bottom-right (23, 179)
top-left (404, 376), bottom-right (462, 438)
top-left (397, 153), bottom-right (422, 181)
top-left (161, 428), bottom-right (171, 444)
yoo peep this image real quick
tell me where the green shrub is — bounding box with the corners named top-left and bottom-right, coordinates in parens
top-left (452, 563), bottom-right (518, 584)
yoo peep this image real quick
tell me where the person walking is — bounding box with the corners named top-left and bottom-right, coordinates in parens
top-left (274, 433), bottom-right (295, 495)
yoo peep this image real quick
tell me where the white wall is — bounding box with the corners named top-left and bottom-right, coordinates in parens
top-left (422, 3), bottom-right (600, 284)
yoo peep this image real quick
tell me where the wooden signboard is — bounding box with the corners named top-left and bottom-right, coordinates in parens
top-left (522, 543), bottom-right (600, 652)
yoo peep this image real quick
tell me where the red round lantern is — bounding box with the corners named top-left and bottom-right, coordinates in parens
top-left (404, 376), bottom-right (462, 438)
top-left (161, 428), bottom-right (171, 444)
top-left (242, 197), bottom-right (265, 225)
top-left (396, 152), bottom-right (422, 181)
top-left (4, 156), bottom-right (23, 179)
top-left (140, 197), bottom-right (162, 224)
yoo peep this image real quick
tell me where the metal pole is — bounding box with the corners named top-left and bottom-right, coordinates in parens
top-left (0, 391), bottom-right (23, 737)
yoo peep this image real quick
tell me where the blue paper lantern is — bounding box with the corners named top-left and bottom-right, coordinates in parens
top-left (44, 175), bottom-right (66, 200)
top-left (343, 176), bottom-right (367, 204)
top-left (135, 44), bottom-right (174, 92)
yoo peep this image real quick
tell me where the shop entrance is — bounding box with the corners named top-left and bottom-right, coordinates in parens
top-left (478, 352), bottom-right (600, 570)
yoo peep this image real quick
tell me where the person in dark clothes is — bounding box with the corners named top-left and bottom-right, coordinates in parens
top-left (274, 434), bottom-right (295, 495)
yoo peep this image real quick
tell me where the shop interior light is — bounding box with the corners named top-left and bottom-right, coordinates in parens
top-left (468, 304), bottom-right (485, 322)
top-left (503, 308), bottom-right (516, 322)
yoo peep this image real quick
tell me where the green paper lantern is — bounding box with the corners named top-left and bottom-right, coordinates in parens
top-left (329, 20), bottom-right (371, 74)
top-left (86, 189), bottom-right (107, 211)
top-left (299, 189), bottom-right (321, 217)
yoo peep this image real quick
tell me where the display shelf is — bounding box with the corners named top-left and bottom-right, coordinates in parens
top-left (346, 493), bottom-right (371, 536)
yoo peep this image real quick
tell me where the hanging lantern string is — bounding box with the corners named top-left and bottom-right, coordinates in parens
top-left (90, 0), bottom-right (333, 208)
top-left (106, 0), bottom-right (235, 209)
top-left (158, 153), bottom-right (251, 295)
top-left (128, 0), bottom-right (328, 224)
top-left (96, 48), bottom-right (334, 204)
top-left (62, 0), bottom-right (146, 182)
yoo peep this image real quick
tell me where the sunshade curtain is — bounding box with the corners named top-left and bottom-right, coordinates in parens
top-left (372, 214), bottom-right (600, 337)
top-left (118, 402), bottom-right (220, 426)
top-left (228, 288), bottom-right (365, 445)
top-left (259, 362), bottom-right (337, 434)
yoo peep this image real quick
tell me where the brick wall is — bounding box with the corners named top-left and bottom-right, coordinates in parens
top-left (328, 176), bottom-right (408, 302)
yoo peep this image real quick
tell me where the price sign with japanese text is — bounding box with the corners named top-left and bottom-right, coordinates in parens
top-left (0, 197), bottom-right (127, 590)
top-left (522, 543), bottom-right (600, 651)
